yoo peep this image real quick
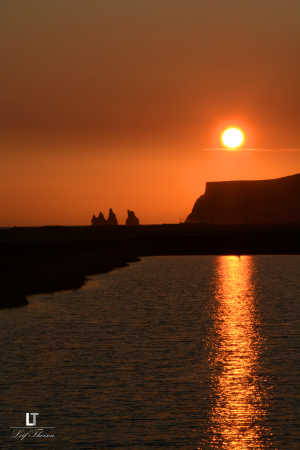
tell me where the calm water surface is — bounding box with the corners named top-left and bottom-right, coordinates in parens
top-left (0, 255), bottom-right (300, 448)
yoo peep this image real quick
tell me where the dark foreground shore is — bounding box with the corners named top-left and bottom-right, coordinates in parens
top-left (1, 223), bottom-right (300, 308)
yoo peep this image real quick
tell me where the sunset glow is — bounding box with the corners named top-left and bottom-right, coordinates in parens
top-left (222, 128), bottom-right (245, 150)
top-left (210, 255), bottom-right (267, 448)
top-left (1, 0), bottom-right (300, 226)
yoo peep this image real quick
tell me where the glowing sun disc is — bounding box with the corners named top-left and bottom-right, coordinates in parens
top-left (222, 127), bottom-right (244, 149)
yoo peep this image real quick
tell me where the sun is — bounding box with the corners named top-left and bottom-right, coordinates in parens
top-left (221, 127), bottom-right (244, 149)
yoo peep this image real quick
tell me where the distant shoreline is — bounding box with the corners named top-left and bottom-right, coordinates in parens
top-left (1, 224), bottom-right (300, 309)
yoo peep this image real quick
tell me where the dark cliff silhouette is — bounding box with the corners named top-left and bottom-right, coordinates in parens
top-left (126, 210), bottom-right (140, 226)
top-left (186, 173), bottom-right (300, 224)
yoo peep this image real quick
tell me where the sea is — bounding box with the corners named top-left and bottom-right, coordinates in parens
top-left (0, 255), bottom-right (299, 449)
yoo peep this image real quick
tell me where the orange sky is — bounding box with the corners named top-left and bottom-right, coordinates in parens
top-left (1, 1), bottom-right (300, 225)
top-left (2, 139), bottom-right (300, 226)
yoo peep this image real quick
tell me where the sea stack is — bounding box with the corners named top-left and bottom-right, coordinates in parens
top-left (107, 208), bottom-right (118, 225)
top-left (126, 210), bottom-right (140, 226)
top-left (91, 211), bottom-right (106, 226)
top-left (186, 173), bottom-right (300, 224)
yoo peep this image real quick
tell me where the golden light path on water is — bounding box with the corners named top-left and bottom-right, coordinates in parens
top-left (207, 255), bottom-right (270, 449)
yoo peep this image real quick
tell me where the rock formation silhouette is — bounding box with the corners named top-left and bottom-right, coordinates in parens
top-left (91, 211), bottom-right (106, 226)
top-left (91, 209), bottom-right (138, 225)
top-left (126, 210), bottom-right (140, 226)
top-left (106, 208), bottom-right (118, 225)
top-left (186, 173), bottom-right (300, 224)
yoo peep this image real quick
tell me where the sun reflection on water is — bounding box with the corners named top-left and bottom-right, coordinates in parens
top-left (207, 255), bottom-right (269, 449)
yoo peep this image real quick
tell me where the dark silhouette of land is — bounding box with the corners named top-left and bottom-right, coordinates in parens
top-left (1, 222), bottom-right (300, 308)
top-left (107, 208), bottom-right (118, 225)
top-left (91, 208), bottom-right (119, 226)
top-left (2, 172), bottom-right (300, 308)
top-left (91, 211), bottom-right (106, 226)
top-left (91, 209), bottom-right (140, 226)
top-left (186, 173), bottom-right (300, 224)
top-left (126, 210), bottom-right (140, 226)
